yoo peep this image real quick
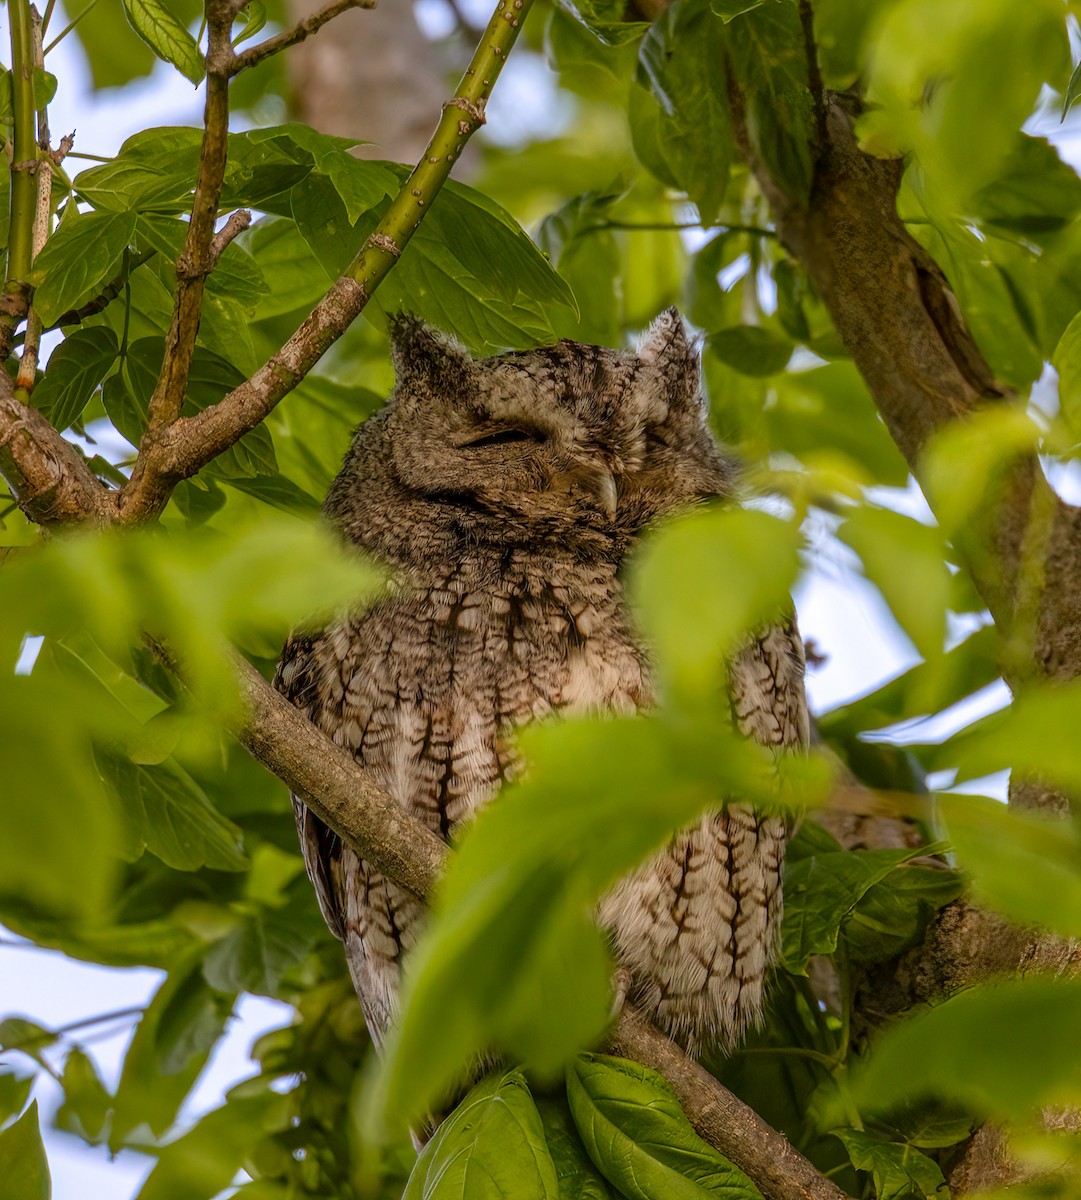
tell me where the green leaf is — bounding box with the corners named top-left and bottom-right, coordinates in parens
top-left (723, 0), bottom-right (813, 202)
top-left (0, 1070), bottom-right (34, 1127)
top-left (123, 337), bottom-right (276, 476)
top-left (97, 749), bottom-right (247, 872)
top-left (136, 1093), bottom-right (288, 1200)
top-left (110, 951), bottom-right (234, 1151)
top-left (56, 1048), bottom-right (111, 1142)
top-left (845, 864), bottom-right (963, 964)
top-left (944, 794), bottom-right (1081, 941)
top-left (834, 1128), bottom-right (948, 1200)
top-left (33, 327), bottom-right (120, 432)
top-left (29, 210), bottom-right (137, 327)
top-left (537, 1095), bottom-right (616, 1199)
top-left (232, 0), bottom-right (266, 45)
top-left (290, 168), bottom-right (577, 353)
top-left (136, 214), bottom-right (268, 313)
top-left (0, 1101), bottom-right (50, 1200)
top-left (971, 136), bottom-right (1081, 236)
top-left (633, 1), bottom-right (734, 223)
top-left (1064, 58), bottom-right (1081, 120)
top-left (219, 473), bottom-right (322, 516)
top-left (838, 507), bottom-right (950, 659)
top-left (859, 0), bottom-right (1066, 211)
top-left (121, 0), bottom-right (205, 85)
top-left (31, 68), bottom-right (57, 110)
top-left (780, 846), bottom-right (930, 974)
top-left (1052, 309), bottom-right (1081, 439)
top-left (567, 1054), bottom-right (763, 1199)
top-left (849, 977), bottom-right (1081, 1121)
top-left (631, 507), bottom-right (801, 701)
top-left (202, 909), bottom-right (314, 995)
top-left (707, 326), bottom-right (793, 377)
top-left (402, 1071), bottom-right (559, 1200)
top-left (0, 1019), bottom-right (57, 1069)
top-left (0, 668), bottom-right (120, 923)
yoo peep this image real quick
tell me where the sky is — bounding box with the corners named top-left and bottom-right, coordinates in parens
top-left (3, 2), bottom-right (1075, 1197)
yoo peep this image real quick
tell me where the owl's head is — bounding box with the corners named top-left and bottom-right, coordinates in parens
top-left (326, 310), bottom-right (733, 565)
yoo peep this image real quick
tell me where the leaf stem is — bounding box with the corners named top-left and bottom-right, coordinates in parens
top-left (42, 0), bottom-right (99, 56)
top-left (0, 0), bottom-right (39, 363)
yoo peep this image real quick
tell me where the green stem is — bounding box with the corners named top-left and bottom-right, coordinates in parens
top-left (345, 0), bottom-right (534, 293)
top-left (0, 0), bottom-right (38, 362)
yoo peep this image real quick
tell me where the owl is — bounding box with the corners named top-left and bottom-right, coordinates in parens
top-left (275, 309), bottom-right (808, 1059)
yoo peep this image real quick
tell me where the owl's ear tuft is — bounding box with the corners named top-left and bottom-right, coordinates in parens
top-left (637, 307), bottom-right (699, 398)
top-left (389, 314), bottom-right (471, 385)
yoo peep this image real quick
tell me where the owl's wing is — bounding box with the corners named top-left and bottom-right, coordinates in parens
top-left (729, 616), bottom-right (810, 751)
top-left (274, 632), bottom-right (346, 941)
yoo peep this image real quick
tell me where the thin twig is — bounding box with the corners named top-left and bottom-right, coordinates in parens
top-left (137, 0), bottom-right (235, 441)
top-left (47, 246), bottom-right (156, 329)
top-left (580, 220), bottom-right (777, 238)
top-left (209, 208), bottom-right (252, 264)
top-left (118, 0), bottom-right (537, 523)
top-left (797, 0), bottom-right (827, 147)
top-left (0, 1007), bottom-right (144, 1053)
top-left (230, 0), bottom-right (376, 75)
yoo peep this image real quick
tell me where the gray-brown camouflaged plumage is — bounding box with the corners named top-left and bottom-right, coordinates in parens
top-left (276, 310), bottom-right (808, 1056)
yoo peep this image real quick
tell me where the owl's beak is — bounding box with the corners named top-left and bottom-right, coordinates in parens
top-left (550, 464), bottom-right (619, 520)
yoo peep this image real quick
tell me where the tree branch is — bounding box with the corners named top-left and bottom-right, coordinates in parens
top-left (134, 0), bottom-right (236, 446)
top-left (230, 0), bottom-right (376, 75)
top-left (0, 370), bottom-right (113, 526)
top-left (728, 84), bottom-right (1081, 738)
top-left (230, 653), bottom-right (446, 902)
top-left (117, 0), bottom-right (537, 524)
top-left (610, 1006), bottom-right (850, 1200)
top-left (47, 247), bottom-right (156, 329)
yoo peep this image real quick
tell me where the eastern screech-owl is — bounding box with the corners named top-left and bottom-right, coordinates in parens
top-left (276, 309), bottom-right (808, 1057)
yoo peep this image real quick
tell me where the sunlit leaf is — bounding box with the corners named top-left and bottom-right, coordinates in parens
top-left (567, 1053), bottom-right (763, 1199)
top-left (122, 0), bottom-right (205, 84)
top-left (944, 794), bottom-right (1081, 940)
top-left (0, 1101), bottom-right (49, 1200)
top-left (402, 1071), bottom-right (558, 1200)
top-left (849, 977), bottom-right (1081, 1121)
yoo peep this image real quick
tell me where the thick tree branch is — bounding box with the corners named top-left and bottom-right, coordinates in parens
top-left (116, 0), bottom-right (534, 524)
top-left (728, 85), bottom-right (1081, 730)
top-left (0, 372), bottom-right (112, 526)
top-left (230, 0), bottom-right (376, 74)
top-left (231, 653), bottom-right (446, 902)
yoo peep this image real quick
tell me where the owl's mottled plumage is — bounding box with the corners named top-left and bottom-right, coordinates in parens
top-left (276, 310), bottom-right (808, 1057)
